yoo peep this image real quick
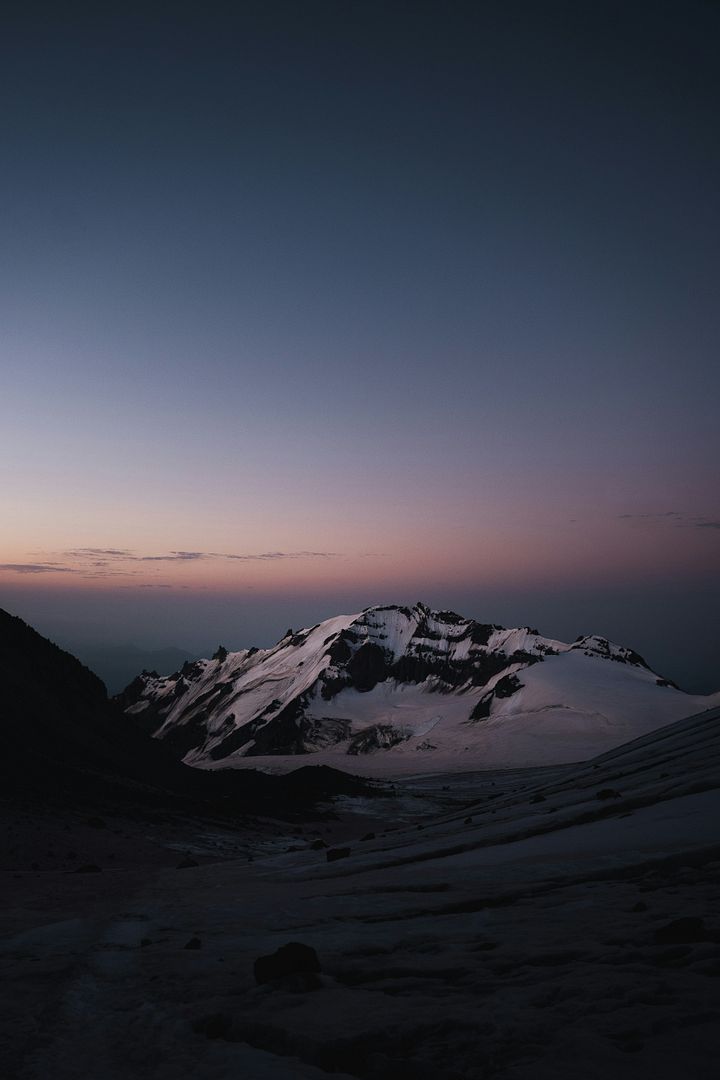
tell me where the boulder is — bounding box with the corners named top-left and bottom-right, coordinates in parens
top-left (327, 847), bottom-right (351, 863)
top-left (654, 917), bottom-right (708, 945)
top-left (253, 942), bottom-right (321, 985)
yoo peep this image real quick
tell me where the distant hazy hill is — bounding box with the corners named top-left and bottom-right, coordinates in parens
top-left (70, 643), bottom-right (198, 695)
top-left (119, 602), bottom-right (720, 774)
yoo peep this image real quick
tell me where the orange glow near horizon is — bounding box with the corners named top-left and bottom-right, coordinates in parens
top-left (2, 508), bottom-right (718, 601)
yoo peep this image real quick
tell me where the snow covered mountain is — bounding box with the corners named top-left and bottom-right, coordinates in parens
top-left (119, 602), bottom-right (718, 772)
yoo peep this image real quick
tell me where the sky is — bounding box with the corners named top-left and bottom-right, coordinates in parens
top-left (1, 1), bottom-right (719, 691)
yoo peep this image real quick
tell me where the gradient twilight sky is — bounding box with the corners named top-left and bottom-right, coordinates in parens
top-left (1, 1), bottom-right (719, 690)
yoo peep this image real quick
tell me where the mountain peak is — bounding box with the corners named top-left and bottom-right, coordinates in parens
top-left (117, 602), bottom-right (715, 774)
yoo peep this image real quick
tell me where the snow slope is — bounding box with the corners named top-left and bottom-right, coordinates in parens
top-left (119, 602), bottom-right (718, 773)
top-left (4, 706), bottom-right (719, 1079)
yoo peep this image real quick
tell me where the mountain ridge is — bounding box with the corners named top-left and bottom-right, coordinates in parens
top-left (119, 602), bottom-right (719, 772)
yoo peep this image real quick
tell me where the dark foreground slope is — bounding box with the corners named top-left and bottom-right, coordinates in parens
top-left (0, 606), bottom-right (371, 814)
top-left (2, 705), bottom-right (718, 1079)
top-left (0, 606), bottom-right (192, 797)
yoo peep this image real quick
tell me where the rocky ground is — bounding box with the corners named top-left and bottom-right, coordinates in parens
top-left (2, 706), bottom-right (719, 1079)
